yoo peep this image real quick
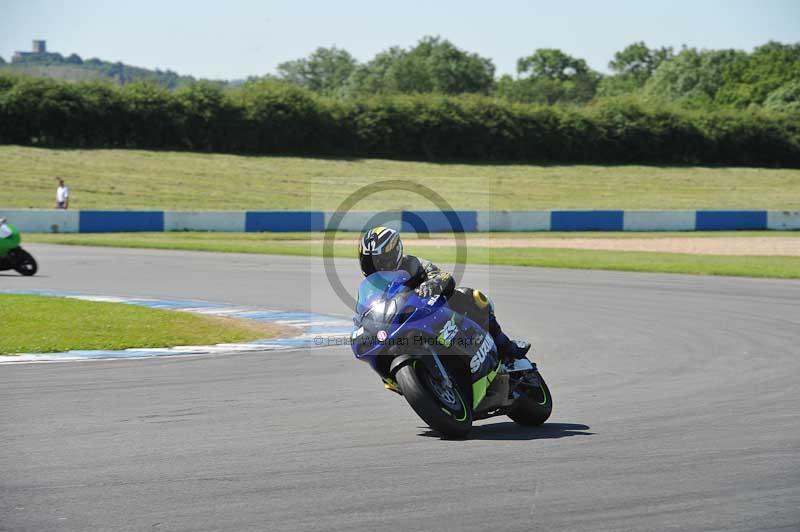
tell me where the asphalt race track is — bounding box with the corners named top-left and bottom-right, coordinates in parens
top-left (2, 244), bottom-right (799, 532)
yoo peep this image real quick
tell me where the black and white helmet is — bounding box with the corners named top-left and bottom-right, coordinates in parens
top-left (358, 227), bottom-right (403, 276)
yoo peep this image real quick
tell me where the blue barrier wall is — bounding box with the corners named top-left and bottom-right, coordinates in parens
top-left (5, 209), bottom-right (796, 233)
top-left (551, 210), bottom-right (624, 231)
top-left (401, 210), bottom-right (477, 233)
top-left (79, 211), bottom-right (164, 233)
top-left (245, 211), bottom-right (325, 232)
top-left (695, 210), bottom-right (767, 230)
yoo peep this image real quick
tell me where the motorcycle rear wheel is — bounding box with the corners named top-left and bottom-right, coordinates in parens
top-left (396, 360), bottom-right (472, 438)
top-left (507, 370), bottom-right (552, 426)
top-left (12, 249), bottom-right (37, 276)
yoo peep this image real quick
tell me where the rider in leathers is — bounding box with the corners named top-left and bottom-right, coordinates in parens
top-left (358, 227), bottom-right (530, 360)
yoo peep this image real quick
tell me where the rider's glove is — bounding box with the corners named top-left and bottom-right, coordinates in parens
top-left (416, 280), bottom-right (441, 299)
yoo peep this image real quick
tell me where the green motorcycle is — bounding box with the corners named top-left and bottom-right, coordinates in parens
top-left (0, 218), bottom-right (38, 276)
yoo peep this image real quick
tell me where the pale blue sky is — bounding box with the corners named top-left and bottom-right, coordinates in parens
top-left (2, 0), bottom-right (798, 80)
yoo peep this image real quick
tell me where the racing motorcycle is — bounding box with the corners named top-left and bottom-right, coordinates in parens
top-left (0, 219), bottom-right (38, 276)
top-left (352, 270), bottom-right (552, 437)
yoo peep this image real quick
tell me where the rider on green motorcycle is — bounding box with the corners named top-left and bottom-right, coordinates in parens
top-left (0, 217), bottom-right (38, 276)
top-left (0, 218), bottom-right (20, 252)
top-left (358, 227), bottom-right (530, 361)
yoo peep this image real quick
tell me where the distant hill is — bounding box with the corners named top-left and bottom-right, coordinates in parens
top-left (0, 46), bottom-right (226, 89)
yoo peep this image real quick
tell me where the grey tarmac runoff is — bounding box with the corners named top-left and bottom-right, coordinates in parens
top-left (1, 244), bottom-right (799, 532)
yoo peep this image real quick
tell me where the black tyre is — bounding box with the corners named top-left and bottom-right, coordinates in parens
top-left (12, 249), bottom-right (37, 276)
top-left (507, 371), bottom-right (552, 426)
top-left (395, 360), bottom-right (472, 438)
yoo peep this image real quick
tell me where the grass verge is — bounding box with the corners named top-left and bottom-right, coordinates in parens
top-left (3, 145), bottom-right (800, 210)
top-left (25, 232), bottom-right (800, 279)
top-left (0, 294), bottom-right (285, 355)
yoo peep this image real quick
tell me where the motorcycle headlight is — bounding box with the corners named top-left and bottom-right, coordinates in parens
top-left (362, 299), bottom-right (398, 333)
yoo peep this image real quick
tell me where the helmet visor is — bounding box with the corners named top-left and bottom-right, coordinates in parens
top-left (360, 251), bottom-right (399, 276)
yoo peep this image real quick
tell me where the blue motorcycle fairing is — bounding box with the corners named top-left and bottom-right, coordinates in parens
top-left (352, 271), bottom-right (498, 382)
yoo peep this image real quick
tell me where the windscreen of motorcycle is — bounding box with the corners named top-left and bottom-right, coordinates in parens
top-left (356, 271), bottom-right (411, 314)
top-left (356, 271), bottom-right (413, 332)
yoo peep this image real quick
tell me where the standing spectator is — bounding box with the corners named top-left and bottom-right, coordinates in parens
top-left (56, 178), bottom-right (70, 209)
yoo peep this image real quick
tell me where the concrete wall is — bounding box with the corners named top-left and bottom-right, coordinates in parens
top-left (2, 209), bottom-right (797, 233)
top-left (476, 211), bottom-right (550, 231)
top-left (623, 211), bottom-right (696, 231)
top-left (767, 211), bottom-right (800, 230)
top-left (0, 209), bottom-right (79, 233)
top-left (164, 212), bottom-right (246, 232)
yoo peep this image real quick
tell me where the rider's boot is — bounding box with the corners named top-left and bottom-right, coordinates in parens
top-left (487, 314), bottom-right (530, 360)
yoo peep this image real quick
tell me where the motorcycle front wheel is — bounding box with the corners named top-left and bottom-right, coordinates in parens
top-left (395, 359), bottom-right (472, 438)
top-left (12, 248), bottom-right (37, 276)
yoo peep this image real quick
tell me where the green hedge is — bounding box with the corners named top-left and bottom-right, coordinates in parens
top-left (1, 74), bottom-right (799, 166)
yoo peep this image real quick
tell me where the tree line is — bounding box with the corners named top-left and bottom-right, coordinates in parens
top-left (1, 50), bottom-right (201, 89)
top-left (1, 72), bottom-right (798, 166)
top-left (271, 37), bottom-right (800, 111)
top-left (2, 36), bottom-right (798, 111)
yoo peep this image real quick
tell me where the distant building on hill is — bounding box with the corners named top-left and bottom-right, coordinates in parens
top-left (13, 40), bottom-right (48, 61)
